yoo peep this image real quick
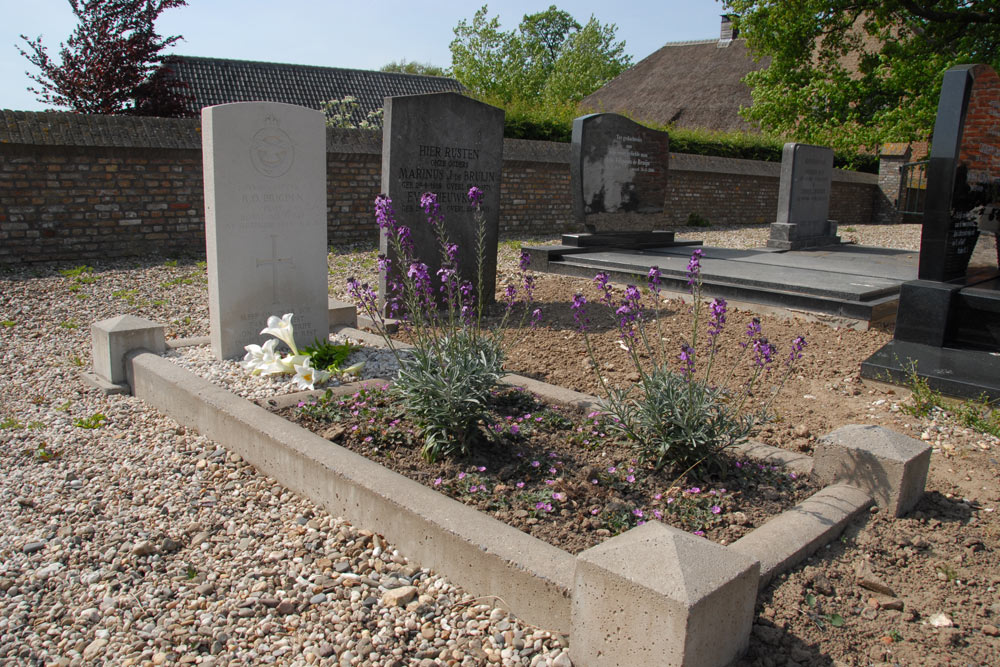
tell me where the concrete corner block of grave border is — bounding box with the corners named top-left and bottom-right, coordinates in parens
top-left (571, 521), bottom-right (759, 667)
top-left (89, 315), bottom-right (165, 392)
top-left (813, 424), bottom-right (931, 517)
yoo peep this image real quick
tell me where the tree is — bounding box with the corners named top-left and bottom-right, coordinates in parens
top-left (723, 0), bottom-right (1000, 153)
top-left (321, 96), bottom-right (383, 129)
top-left (380, 60), bottom-right (447, 77)
top-left (18, 0), bottom-right (191, 116)
top-left (449, 4), bottom-right (631, 106)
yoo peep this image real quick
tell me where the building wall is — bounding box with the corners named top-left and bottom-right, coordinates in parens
top-left (1, 111), bottom-right (879, 264)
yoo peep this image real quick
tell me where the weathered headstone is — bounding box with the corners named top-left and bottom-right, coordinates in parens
top-left (571, 113), bottom-right (670, 234)
top-left (380, 92), bottom-right (504, 308)
top-left (202, 102), bottom-right (328, 360)
top-left (861, 64), bottom-right (1000, 400)
top-left (767, 143), bottom-right (839, 250)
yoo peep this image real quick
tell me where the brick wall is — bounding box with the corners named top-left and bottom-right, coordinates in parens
top-left (1, 110), bottom-right (879, 264)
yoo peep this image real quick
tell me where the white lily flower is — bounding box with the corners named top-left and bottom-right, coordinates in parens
top-left (256, 339), bottom-right (286, 376)
top-left (293, 360), bottom-right (331, 391)
top-left (240, 343), bottom-right (265, 373)
top-left (277, 353), bottom-right (310, 375)
top-left (340, 361), bottom-right (365, 377)
top-left (260, 313), bottom-right (299, 355)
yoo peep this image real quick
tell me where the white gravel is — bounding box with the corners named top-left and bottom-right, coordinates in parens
top-left (0, 257), bottom-right (571, 666)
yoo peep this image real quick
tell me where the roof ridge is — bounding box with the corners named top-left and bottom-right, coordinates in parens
top-left (167, 54), bottom-right (452, 80)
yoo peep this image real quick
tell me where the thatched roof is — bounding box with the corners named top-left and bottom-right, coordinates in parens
top-left (580, 39), bottom-right (769, 134)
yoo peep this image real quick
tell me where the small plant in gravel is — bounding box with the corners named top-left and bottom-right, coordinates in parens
top-left (573, 248), bottom-right (807, 473)
top-left (2, 320), bottom-right (15, 327)
top-left (73, 413), bottom-right (106, 429)
top-left (30, 442), bottom-right (60, 462)
top-left (347, 188), bottom-right (539, 461)
top-left (1, 416), bottom-right (24, 429)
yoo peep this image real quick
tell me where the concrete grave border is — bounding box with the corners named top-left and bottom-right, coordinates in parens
top-left (89, 312), bottom-right (931, 667)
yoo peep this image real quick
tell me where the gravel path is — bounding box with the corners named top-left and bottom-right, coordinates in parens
top-left (0, 259), bottom-right (571, 666)
top-left (0, 223), bottom-right (936, 665)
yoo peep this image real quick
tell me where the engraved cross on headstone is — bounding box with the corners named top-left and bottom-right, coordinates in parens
top-left (256, 234), bottom-right (293, 304)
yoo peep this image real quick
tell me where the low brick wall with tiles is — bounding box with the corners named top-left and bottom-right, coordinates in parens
top-left (1, 110), bottom-right (879, 264)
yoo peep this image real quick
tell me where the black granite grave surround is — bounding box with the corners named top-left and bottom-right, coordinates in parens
top-left (861, 64), bottom-right (1000, 400)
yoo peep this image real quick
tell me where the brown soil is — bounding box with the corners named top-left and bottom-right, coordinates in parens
top-left (333, 241), bottom-right (1000, 666)
top-left (277, 385), bottom-right (817, 555)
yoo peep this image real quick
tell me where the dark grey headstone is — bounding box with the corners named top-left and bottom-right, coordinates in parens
top-left (379, 92), bottom-right (504, 309)
top-left (571, 113), bottom-right (670, 232)
top-left (767, 143), bottom-right (839, 250)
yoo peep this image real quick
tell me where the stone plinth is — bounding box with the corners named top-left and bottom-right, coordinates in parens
top-left (814, 424), bottom-right (931, 517)
top-left (571, 521), bottom-right (759, 667)
top-left (91, 315), bottom-right (165, 386)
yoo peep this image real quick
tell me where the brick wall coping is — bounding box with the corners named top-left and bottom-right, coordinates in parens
top-left (0, 108), bottom-right (875, 182)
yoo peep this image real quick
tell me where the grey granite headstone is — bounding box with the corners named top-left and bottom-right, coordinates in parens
top-left (202, 102), bottom-right (328, 360)
top-left (380, 92), bottom-right (503, 309)
top-left (571, 113), bottom-right (670, 232)
top-left (768, 143), bottom-right (840, 250)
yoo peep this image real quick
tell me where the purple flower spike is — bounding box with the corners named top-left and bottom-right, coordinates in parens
top-left (467, 186), bottom-right (484, 206)
top-left (753, 336), bottom-right (776, 368)
top-left (648, 266), bottom-right (662, 294)
top-left (594, 272), bottom-right (610, 291)
top-left (678, 343), bottom-right (695, 377)
top-left (530, 308), bottom-right (542, 328)
top-left (708, 298), bottom-right (727, 338)
top-left (519, 250), bottom-right (531, 271)
top-left (686, 249), bottom-right (704, 286)
top-left (741, 317), bottom-right (762, 349)
top-left (374, 195), bottom-right (395, 230)
top-left (788, 335), bottom-right (807, 364)
top-left (571, 293), bottom-right (589, 331)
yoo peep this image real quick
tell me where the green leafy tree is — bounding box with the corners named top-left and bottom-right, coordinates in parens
top-left (380, 60), bottom-right (447, 77)
top-left (724, 0), bottom-right (1000, 153)
top-left (17, 0), bottom-right (191, 116)
top-left (449, 4), bottom-right (631, 106)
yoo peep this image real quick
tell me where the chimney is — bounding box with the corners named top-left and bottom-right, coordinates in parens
top-left (718, 15), bottom-right (738, 47)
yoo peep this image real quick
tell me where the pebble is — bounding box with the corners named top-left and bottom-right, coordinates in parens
top-left (0, 259), bottom-right (568, 665)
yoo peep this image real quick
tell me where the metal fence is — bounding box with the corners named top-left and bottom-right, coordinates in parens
top-left (898, 160), bottom-right (928, 217)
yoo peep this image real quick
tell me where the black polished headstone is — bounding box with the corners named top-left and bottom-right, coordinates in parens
top-left (918, 64), bottom-right (1000, 282)
top-left (767, 143), bottom-right (840, 250)
top-left (862, 64), bottom-right (1000, 400)
top-left (570, 113), bottom-right (670, 233)
top-left (380, 92), bottom-right (503, 308)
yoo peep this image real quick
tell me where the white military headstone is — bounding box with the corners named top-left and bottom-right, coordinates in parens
top-left (202, 102), bottom-right (327, 359)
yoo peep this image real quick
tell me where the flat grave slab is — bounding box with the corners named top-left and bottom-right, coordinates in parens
top-left (530, 242), bottom-right (918, 325)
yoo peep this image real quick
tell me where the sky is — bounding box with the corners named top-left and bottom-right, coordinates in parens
top-left (1, 1), bottom-right (727, 112)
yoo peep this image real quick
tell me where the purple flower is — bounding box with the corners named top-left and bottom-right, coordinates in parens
top-left (374, 195), bottom-right (395, 230)
top-left (788, 335), bottom-right (807, 364)
top-left (693, 530), bottom-right (706, 537)
top-left (519, 250), bottom-right (531, 271)
top-left (531, 460), bottom-right (540, 468)
top-left (458, 472), bottom-right (466, 480)
top-left (653, 510), bottom-right (663, 519)
top-left (594, 272), bottom-right (610, 291)
top-left (591, 508), bottom-right (599, 515)
top-left (686, 486), bottom-right (701, 494)
top-left (607, 466), bottom-right (616, 473)
top-left (626, 475), bottom-right (635, 483)
top-left (446, 243), bottom-right (459, 263)
top-left (530, 308), bottom-right (542, 328)
top-left (516, 481), bottom-right (525, 488)
top-left (571, 293), bottom-right (589, 331)
top-left (510, 424), bottom-right (520, 435)
top-left (632, 509), bottom-right (643, 518)
top-left (753, 337), bottom-right (776, 368)
top-left (711, 505), bottom-right (722, 514)
top-left (535, 501), bottom-right (553, 512)
top-left (678, 343), bottom-right (695, 377)
top-left (741, 318), bottom-right (762, 349)
top-left (647, 266), bottom-right (662, 293)
top-left (522, 274), bottom-right (535, 302)
top-left (686, 249), bottom-right (703, 286)
top-left (467, 186), bottom-right (484, 206)
top-left (552, 492), bottom-right (566, 501)
top-left (420, 192), bottom-right (441, 225)
top-left (433, 477), bottom-right (442, 486)
top-left (708, 298), bottom-right (727, 338)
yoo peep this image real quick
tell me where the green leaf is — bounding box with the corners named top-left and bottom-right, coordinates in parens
top-left (828, 613), bottom-right (845, 627)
